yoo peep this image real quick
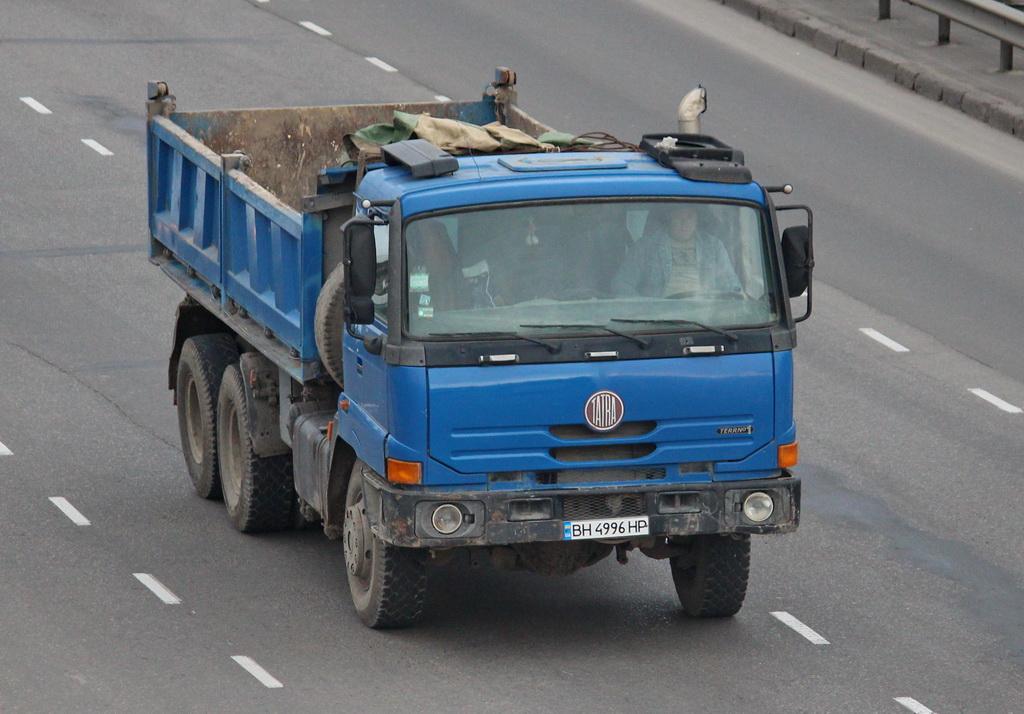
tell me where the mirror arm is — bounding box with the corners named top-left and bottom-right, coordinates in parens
top-left (346, 323), bottom-right (384, 354)
top-left (796, 225), bottom-right (815, 322)
top-left (794, 280), bottom-right (813, 323)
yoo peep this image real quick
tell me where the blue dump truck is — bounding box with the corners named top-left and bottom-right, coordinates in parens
top-left (148, 69), bottom-right (813, 628)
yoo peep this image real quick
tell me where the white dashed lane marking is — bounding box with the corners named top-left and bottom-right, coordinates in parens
top-left (133, 573), bottom-right (181, 604)
top-left (298, 21), bottom-right (331, 36)
top-left (20, 97), bottom-right (52, 114)
top-left (49, 497), bottom-right (91, 526)
top-left (365, 56), bottom-right (398, 72)
top-left (860, 328), bottom-right (909, 353)
top-left (894, 697), bottom-right (937, 714)
top-left (968, 388), bottom-right (1022, 414)
top-left (232, 656), bottom-right (283, 688)
top-left (770, 611), bottom-right (830, 644)
top-left (81, 139), bottom-right (113, 156)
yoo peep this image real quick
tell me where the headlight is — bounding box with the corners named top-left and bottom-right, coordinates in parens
top-left (431, 504), bottom-right (464, 534)
top-left (742, 492), bottom-right (774, 523)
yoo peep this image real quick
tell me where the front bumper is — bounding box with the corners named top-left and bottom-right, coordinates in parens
top-left (360, 470), bottom-right (800, 548)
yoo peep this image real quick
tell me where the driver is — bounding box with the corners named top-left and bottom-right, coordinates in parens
top-left (613, 204), bottom-right (741, 297)
top-left (487, 211), bottom-right (562, 305)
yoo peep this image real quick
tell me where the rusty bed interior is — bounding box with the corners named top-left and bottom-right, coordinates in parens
top-left (170, 102), bottom-right (550, 211)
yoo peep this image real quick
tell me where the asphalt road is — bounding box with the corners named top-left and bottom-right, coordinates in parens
top-left (1, 0), bottom-right (1023, 712)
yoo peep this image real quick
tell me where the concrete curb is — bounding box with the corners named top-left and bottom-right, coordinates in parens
top-left (712, 0), bottom-right (1024, 141)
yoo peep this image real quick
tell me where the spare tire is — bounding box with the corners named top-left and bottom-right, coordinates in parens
top-left (315, 263), bottom-right (346, 387)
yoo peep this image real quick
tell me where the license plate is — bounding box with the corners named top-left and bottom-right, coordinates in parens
top-left (562, 516), bottom-right (649, 540)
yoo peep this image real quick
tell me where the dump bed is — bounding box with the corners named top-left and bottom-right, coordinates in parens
top-left (147, 84), bottom-right (549, 381)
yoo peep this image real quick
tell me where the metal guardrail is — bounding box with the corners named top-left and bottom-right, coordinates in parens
top-left (878, 0), bottom-right (1024, 70)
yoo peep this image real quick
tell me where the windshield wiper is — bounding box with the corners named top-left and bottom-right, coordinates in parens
top-left (429, 331), bottom-right (560, 353)
top-left (610, 318), bottom-right (739, 342)
top-left (519, 323), bottom-right (650, 349)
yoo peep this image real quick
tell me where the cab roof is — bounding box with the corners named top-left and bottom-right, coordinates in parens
top-left (353, 151), bottom-right (766, 217)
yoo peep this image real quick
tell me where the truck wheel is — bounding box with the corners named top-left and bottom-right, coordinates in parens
top-left (216, 363), bottom-right (295, 532)
top-left (175, 333), bottom-right (239, 499)
top-left (670, 534), bottom-right (750, 618)
top-left (344, 461), bottom-right (426, 628)
top-left (314, 263), bottom-right (346, 387)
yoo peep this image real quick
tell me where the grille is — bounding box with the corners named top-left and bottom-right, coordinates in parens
top-left (537, 468), bottom-right (665, 484)
top-left (550, 421), bottom-right (656, 440)
top-left (563, 493), bottom-right (646, 520)
top-left (550, 443), bottom-right (655, 463)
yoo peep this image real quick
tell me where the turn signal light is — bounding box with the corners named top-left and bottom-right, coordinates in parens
top-left (386, 458), bottom-right (422, 485)
top-left (778, 442), bottom-right (799, 469)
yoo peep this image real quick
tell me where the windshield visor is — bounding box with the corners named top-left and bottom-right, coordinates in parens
top-left (404, 200), bottom-right (778, 339)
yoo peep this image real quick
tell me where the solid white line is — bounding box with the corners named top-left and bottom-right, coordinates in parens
top-left (769, 611), bottom-right (830, 644)
top-left (969, 388), bottom-right (1023, 414)
top-left (133, 573), bottom-right (181, 604)
top-left (82, 139), bottom-right (113, 156)
top-left (299, 21), bottom-right (332, 36)
top-left (859, 328), bottom-right (909, 353)
top-left (434, 94), bottom-right (452, 102)
top-left (232, 656), bottom-right (283, 688)
top-left (20, 97), bottom-right (52, 114)
top-left (49, 497), bottom-right (91, 526)
top-left (0, 440), bottom-right (11, 455)
top-left (894, 697), bottom-right (937, 714)
top-left (365, 56), bottom-right (398, 72)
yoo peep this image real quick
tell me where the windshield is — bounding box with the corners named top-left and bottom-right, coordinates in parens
top-left (404, 199), bottom-right (778, 339)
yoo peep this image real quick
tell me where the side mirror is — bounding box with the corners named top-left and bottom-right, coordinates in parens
top-left (343, 215), bottom-right (378, 325)
top-left (781, 225), bottom-right (812, 298)
top-left (776, 203), bottom-right (814, 323)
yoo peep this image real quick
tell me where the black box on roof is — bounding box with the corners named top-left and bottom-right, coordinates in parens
top-left (640, 134), bottom-right (751, 184)
top-left (639, 133), bottom-right (744, 165)
top-left (381, 139), bottom-right (459, 178)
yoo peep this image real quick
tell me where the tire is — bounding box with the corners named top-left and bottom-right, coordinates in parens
top-left (175, 333), bottom-right (239, 499)
top-left (314, 263), bottom-right (346, 387)
top-left (670, 534), bottom-right (750, 618)
top-left (216, 363), bottom-right (295, 533)
top-left (344, 461), bottom-right (426, 628)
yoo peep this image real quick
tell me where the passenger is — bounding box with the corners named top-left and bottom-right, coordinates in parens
top-left (613, 204), bottom-right (741, 297)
